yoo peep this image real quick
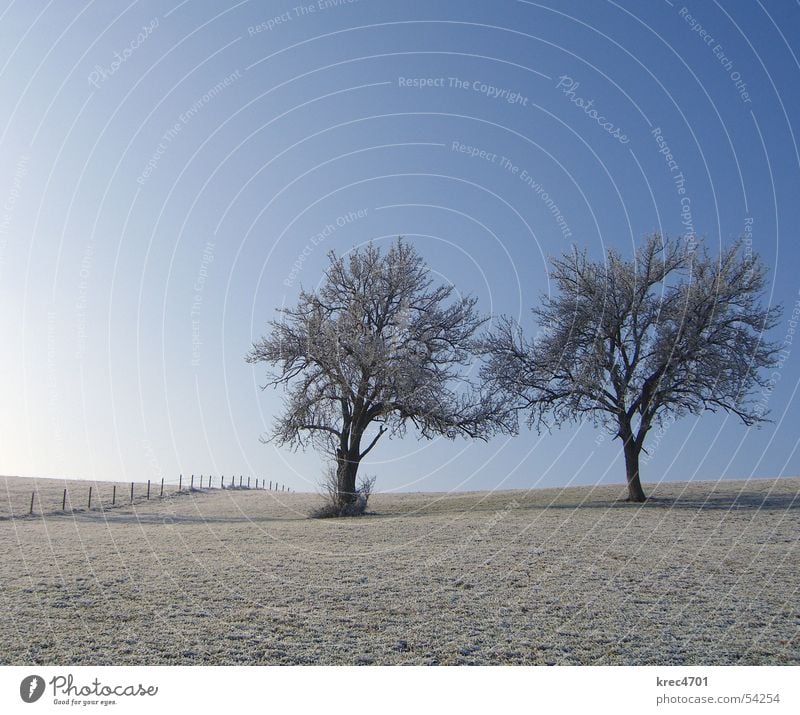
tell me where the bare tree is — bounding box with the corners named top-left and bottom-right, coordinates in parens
top-left (482, 234), bottom-right (781, 502)
top-left (246, 239), bottom-right (508, 512)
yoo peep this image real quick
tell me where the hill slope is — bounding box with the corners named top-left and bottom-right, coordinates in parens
top-left (1, 475), bottom-right (798, 665)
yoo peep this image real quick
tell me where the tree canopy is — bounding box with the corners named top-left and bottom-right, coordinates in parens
top-left (481, 234), bottom-right (781, 501)
top-left (246, 238), bottom-right (508, 511)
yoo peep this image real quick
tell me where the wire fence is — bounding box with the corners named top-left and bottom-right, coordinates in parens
top-left (3, 474), bottom-right (292, 519)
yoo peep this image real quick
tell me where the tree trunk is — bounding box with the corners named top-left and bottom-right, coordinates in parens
top-left (623, 439), bottom-right (647, 502)
top-left (336, 450), bottom-right (360, 505)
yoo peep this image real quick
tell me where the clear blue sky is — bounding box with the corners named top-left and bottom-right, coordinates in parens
top-left (0, 0), bottom-right (798, 493)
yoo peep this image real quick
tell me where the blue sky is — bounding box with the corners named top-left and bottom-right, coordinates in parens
top-left (0, 0), bottom-right (798, 493)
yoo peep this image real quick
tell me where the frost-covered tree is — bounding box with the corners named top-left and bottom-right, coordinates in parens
top-left (482, 235), bottom-right (781, 502)
top-left (246, 239), bottom-right (508, 511)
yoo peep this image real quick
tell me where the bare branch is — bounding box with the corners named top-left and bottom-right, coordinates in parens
top-left (480, 234), bottom-right (782, 501)
top-left (246, 238), bottom-right (513, 503)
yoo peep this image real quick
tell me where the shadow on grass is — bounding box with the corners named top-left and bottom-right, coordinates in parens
top-left (628, 491), bottom-right (800, 511)
top-left (5, 487), bottom-right (798, 523)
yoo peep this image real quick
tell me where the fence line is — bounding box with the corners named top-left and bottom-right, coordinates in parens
top-left (18, 474), bottom-right (292, 518)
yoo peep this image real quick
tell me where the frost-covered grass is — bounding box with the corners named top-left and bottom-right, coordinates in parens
top-left (1, 475), bottom-right (798, 665)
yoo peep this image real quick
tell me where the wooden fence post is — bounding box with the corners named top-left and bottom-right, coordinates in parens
top-left (179, 474), bottom-right (182, 491)
top-left (248, 477), bottom-right (251, 489)
top-left (112, 485), bottom-right (116, 505)
top-left (30, 491), bottom-right (35, 515)
top-left (62, 488), bottom-right (67, 511)
top-left (230, 474), bottom-right (234, 488)
top-left (147, 480), bottom-right (151, 500)
top-left (239, 475), bottom-right (242, 488)
top-left (160, 478), bottom-right (164, 497)
top-left (220, 475), bottom-right (224, 489)
top-left (190, 474), bottom-right (194, 490)
top-left (88, 486), bottom-right (92, 509)
top-left (269, 480), bottom-right (272, 490)
top-left (130, 481), bottom-right (134, 503)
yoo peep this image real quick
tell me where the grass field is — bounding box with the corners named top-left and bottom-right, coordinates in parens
top-left (1, 474), bottom-right (798, 665)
